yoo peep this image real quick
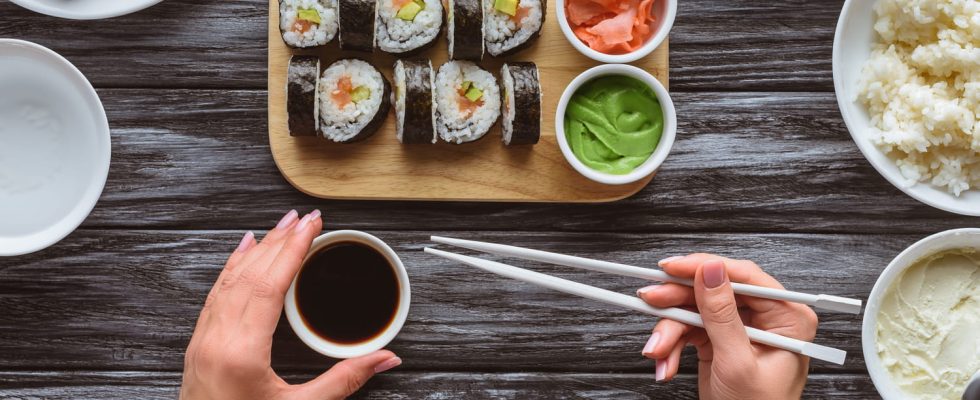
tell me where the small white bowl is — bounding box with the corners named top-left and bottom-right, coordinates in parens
top-left (284, 230), bottom-right (411, 359)
top-left (9, 0), bottom-right (162, 20)
top-left (833, 0), bottom-right (980, 216)
top-left (862, 228), bottom-right (980, 399)
top-left (556, 0), bottom-right (676, 64)
top-left (555, 64), bottom-right (676, 185)
top-left (0, 39), bottom-right (111, 257)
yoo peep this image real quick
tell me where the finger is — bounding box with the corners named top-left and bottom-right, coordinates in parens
top-left (694, 259), bottom-right (754, 366)
top-left (297, 350), bottom-right (400, 399)
top-left (233, 210), bottom-right (300, 269)
top-left (661, 338), bottom-right (686, 382)
top-left (240, 210), bottom-right (322, 337)
top-left (637, 283), bottom-right (696, 308)
top-left (194, 231), bottom-right (257, 330)
top-left (660, 253), bottom-right (784, 290)
top-left (643, 319), bottom-right (692, 360)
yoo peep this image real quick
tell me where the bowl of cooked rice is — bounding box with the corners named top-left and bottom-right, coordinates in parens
top-left (833, 0), bottom-right (979, 216)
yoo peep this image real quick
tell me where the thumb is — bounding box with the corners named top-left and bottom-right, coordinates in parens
top-left (694, 260), bottom-right (754, 365)
top-left (296, 350), bottom-right (400, 399)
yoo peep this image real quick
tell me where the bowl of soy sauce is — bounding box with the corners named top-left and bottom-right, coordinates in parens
top-left (284, 230), bottom-right (411, 359)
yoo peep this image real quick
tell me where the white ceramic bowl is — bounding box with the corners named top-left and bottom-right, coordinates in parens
top-left (555, 64), bottom-right (676, 185)
top-left (833, 0), bottom-right (980, 216)
top-left (556, 0), bottom-right (676, 64)
top-left (0, 39), bottom-right (111, 257)
top-left (9, 0), bottom-right (162, 20)
top-left (285, 230), bottom-right (411, 359)
top-left (862, 228), bottom-right (980, 399)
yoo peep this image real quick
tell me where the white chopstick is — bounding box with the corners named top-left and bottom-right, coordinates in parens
top-left (430, 236), bottom-right (862, 314)
top-left (424, 247), bottom-right (847, 365)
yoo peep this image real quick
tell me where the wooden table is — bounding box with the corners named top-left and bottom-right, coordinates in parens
top-left (1, 0), bottom-right (976, 398)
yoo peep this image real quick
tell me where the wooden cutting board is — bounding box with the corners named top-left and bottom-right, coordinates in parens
top-left (268, 0), bottom-right (669, 202)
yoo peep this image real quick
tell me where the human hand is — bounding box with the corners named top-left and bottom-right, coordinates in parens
top-left (180, 210), bottom-right (402, 400)
top-left (636, 254), bottom-right (818, 400)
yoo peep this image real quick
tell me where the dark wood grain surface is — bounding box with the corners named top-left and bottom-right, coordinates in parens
top-left (1, 0), bottom-right (976, 398)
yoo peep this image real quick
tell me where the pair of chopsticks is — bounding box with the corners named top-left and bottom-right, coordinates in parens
top-left (424, 236), bottom-right (859, 365)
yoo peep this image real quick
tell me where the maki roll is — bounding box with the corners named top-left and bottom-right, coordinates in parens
top-left (447, 0), bottom-right (484, 60)
top-left (279, 0), bottom-right (339, 48)
top-left (318, 59), bottom-right (391, 143)
top-left (376, 0), bottom-right (443, 55)
top-left (338, 0), bottom-right (377, 51)
top-left (287, 55), bottom-right (321, 137)
top-left (484, 0), bottom-right (543, 56)
top-left (393, 59), bottom-right (437, 144)
top-left (435, 61), bottom-right (500, 144)
top-left (500, 62), bottom-right (540, 145)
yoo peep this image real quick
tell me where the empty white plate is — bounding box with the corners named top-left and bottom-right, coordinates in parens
top-left (9, 0), bottom-right (162, 20)
top-left (0, 39), bottom-right (110, 256)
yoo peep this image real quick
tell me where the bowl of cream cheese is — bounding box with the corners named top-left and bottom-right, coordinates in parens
top-left (863, 228), bottom-right (980, 400)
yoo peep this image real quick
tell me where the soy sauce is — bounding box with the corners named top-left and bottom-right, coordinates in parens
top-left (295, 241), bottom-right (400, 344)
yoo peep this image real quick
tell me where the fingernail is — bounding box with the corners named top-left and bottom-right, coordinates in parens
top-left (636, 285), bottom-right (659, 297)
top-left (294, 213), bottom-right (312, 232)
top-left (703, 260), bottom-right (726, 288)
top-left (658, 256), bottom-right (682, 266)
top-left (276, 210), bottom-right (298, 230)
top-left (235, 231), bottom-right (254, 253)
top-left (374, 356), bottom-right (402, 373)
top-left (655, 359), bottom-right (667, 381)
top-left (642, 331), bottom-right (661, 357)
top-left (310, 209), bottom-right (321, 220)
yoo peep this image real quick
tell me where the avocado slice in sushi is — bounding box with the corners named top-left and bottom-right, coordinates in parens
top-left (493, 0), bottom-right (518, 16)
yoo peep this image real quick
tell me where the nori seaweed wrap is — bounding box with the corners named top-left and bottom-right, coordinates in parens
top-left (287, 55), bottom-right (320, 136)
top-left (393, 59), bottom-right (437, 144)
top-left (338, 0), bottom-right (376, 52)
top-left (500, 62), bottom-right (540, 145)
top-left (447, 0), bottom-right (484, 60)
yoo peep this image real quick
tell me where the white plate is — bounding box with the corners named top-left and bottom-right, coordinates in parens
top-left (9, 0), bottom-right (162, 20)
top-left (0, 39), bottom-right (110, 256)
top-left (833, 0), bottom-right (980, 216)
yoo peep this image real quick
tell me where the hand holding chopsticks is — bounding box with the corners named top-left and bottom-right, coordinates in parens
top-left (425, 237), bottom-right (857, 365)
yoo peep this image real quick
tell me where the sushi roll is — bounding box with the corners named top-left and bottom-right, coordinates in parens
top-left (287, 55), bottom-right (321, 137)
top-left (318, 59), bottom-right (391, 143)
top-left (483, 0), bottom-right (543, 56)
top-left (376, 0), bottom-right (443, 55)
top-left (435, 61), bottom-right (500, 143)
top-left (279, 0), bottom-right (339, 48)
top-left (338, 0), bottom-right (377, 51)
top-left (447, 0), bottom-right (484, 60)
top-left (393, 59), bottom-right (438, 144)
top-left (500, 62), bottom-right (540, 145)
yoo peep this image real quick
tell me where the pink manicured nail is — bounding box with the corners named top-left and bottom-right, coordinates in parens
top-left (309, 209), bottom-right (321, 220)
top-left (658, 256), bottom-right (682, 266)
top-left (655, 359), bottom-right (667, 381)
top-left (703, 260), bottom-right (726, 288)
top-left (636, 285), bottom-right (659, 297)
top-left (374, 356), bottom-right (402, 373)
top-left (642, 331), bottom-right (661, 357)
top-left (294, 213), bottom-right (312, 232)
top-left (276, 210), bottom-right (298, 230)
top-left (235, 231), bottom-right (254, 253)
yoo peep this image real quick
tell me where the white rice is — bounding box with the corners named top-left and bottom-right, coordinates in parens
top-left (318, 59), bottom-right (385, 142)
top-left (856, 0), bottom-right (979, 196)
top-left (376, 0), bottom-right (443, 53)
top-left (484, 0), bottom-right (542, 56)
top-left (435, 61), bottom-right (500, 143)
top-left (280, 0), bottom-right (339, 48)
top-left (501, 65), bottom-right (516, 143)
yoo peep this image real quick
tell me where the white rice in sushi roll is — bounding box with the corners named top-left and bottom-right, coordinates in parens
top-left (376, 0), bottom-right (443, 54)
top-left (483, 0), bottom-right (542, 56)
top-left (435, 61), bottom-right (500, 144)
top-left (318, 59), bottom-right (390, 143)
top-left (279, 0), bottom-right (339, 48)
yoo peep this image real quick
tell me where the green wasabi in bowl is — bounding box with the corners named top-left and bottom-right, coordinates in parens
top-left (564, 75), bottom-right (663, 175)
